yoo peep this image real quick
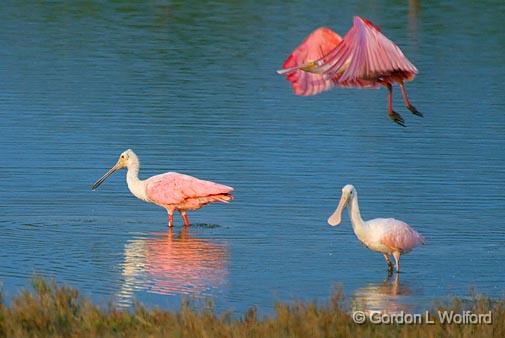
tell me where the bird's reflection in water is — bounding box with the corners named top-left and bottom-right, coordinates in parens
top-left (351, 274), bottom-right (414, 315)
top-left (117, 227), bottom-right (228, 306)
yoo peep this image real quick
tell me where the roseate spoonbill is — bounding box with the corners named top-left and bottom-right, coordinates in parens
top-left (91, 149), bottom-right (233, 227)
top-left (277, 16), bottom-right (422, 126)
top-left (328, 185), bottom-right (424, 273)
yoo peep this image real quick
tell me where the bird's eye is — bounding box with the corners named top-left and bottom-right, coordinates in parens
top-left (121, 155), bottom-right (125, 159)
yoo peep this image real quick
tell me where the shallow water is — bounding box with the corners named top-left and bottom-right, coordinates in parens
top-left (0, 1), bottom-right (504, 315)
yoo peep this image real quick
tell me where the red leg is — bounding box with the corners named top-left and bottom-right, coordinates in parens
top-left (167, 213), bottom-right (173, 228)
top-left (181, 211), bottom-right (190, 227)
top-left (399, 82), bottom-right (423, 117)
top-left (385, 82), bottom-right (405, 127)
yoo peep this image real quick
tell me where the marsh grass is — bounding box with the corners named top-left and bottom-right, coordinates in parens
top-left (0, 278), bottom-right (503, 337)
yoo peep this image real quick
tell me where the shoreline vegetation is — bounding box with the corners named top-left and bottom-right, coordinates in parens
top-left (0, 278), bottom-right (503, 337)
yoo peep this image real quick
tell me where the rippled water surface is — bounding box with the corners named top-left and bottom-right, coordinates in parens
top-left (1, 1), bottom-right (504, 315)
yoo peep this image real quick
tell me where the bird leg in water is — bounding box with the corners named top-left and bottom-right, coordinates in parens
top-left (383, 254), bottom-right (394, 273)
top-left (399, 82), bottom-right (423, 117)
top-left (392, 251), bottom-right (401, 273)
top-left (167, 213), bottom-right (173, 228)
top-left (385, 83), bottom-right (406, 127)
top-left (181, 211), bottom-right (190, 227)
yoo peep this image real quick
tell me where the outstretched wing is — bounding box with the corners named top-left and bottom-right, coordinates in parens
top-left (145, 172), bottom-right (233, 206)
top-left (278, 27), bottom-right (342, 96)
top-left (313, 16), bottom-right (418, 87)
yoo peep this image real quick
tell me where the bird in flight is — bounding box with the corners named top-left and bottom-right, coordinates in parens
top-left (278, 16), bottom-right (423, 126)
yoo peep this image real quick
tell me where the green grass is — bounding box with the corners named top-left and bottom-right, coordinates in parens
top-left (0, 278), bottom-right (503, 337)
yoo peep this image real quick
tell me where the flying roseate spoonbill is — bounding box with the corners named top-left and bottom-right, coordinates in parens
top-left (91, 149), bottom-right (233, 227)
top-left (328, 185), bottom-right (425, 273)
top-left (277, 16), bottom-right (422, 127)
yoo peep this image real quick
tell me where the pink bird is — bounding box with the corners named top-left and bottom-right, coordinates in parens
top-left (278, 16), bottom-right (422, 126)
top-left (328, 185), bottom-right (425, 273)
top-left (92, 149), bottom-right (233, 227)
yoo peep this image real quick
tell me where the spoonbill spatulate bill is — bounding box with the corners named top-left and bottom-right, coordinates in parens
top-left (328, 185), bottom-right (425, 273)
top-left (91, 149), bottom-right (233, 227)
top-left (278, 16), bottom-right (422, 127)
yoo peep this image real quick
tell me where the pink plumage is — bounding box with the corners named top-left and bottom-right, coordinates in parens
top-left (280, 27), bottom-right (342, 96)
top-left (146, 172), bottom-right (233, 209)
top-left (91, 149), bottom-right (233, 227)
top-left (370, 218), bottom-right (425, 253)
top-left (327, 184), bottom-right (424, 273)
top-left (317, 16), bottom-right (417, 87)
top-left (278, 16), bottom-right (423, 126)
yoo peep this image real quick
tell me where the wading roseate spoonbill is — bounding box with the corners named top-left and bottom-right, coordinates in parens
top-left (328, 185), bottom-right (424, 273)
top-left (277, 16), bottom-right (422, 127)
top-left (91, 149), bottom-right (233, 227)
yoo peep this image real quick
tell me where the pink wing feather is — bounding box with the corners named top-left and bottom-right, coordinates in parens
top-left (145, 172), bottom-right (233, 206)
top-left (279, 27), bottom-right (342, 96)
top-left (315, 16), bottom-right (418, 87)
top-left (375, 218), bottom-right (425, 253)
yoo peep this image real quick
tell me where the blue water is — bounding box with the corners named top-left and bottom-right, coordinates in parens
top-left (0, 1), bottom-right (504, 315)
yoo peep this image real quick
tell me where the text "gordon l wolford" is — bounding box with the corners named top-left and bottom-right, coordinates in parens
top-left (365, 310), bottom-right (492, 325)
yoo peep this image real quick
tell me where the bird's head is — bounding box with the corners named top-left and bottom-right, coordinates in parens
top-left (327, 184), bottom-right (356, 226)
top-left (117, 149), bottom-right (138, 168)
top-left (91, 149), bottom-right (138, 190)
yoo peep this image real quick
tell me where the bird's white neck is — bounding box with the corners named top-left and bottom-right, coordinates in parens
top-left (125, 157), bottom-right (148, 202)
top-left (347, 195), bottom-right (368, 242)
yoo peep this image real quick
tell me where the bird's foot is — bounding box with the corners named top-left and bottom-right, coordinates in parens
top-left (407, 105), bottom-right (423, 117)
top-left (388, 111), bottom-right (406, 127)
